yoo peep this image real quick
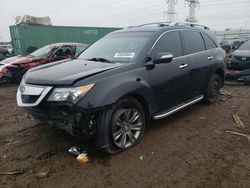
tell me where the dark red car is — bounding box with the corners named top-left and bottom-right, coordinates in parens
top-left (0, 43), bottom-right (88, 82)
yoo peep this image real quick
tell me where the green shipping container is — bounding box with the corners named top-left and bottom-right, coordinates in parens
top-left (9, 25), bottom-right (121, 55)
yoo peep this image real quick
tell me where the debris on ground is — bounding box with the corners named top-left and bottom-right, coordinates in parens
top-left (0, 170), bottom-right (25, 175)
top-left (139, 155), bottom-right (143, 160)
top-left (35, 166), bottom-right (51, 178)
top-left (37, 150), bottom-right (56, 160)
top-left (220, 89), bottom-right (232, 96)
top-left (68, 146), bottom-right (82, 156)
top-left (232, 114), bottom-right (245, 129)
top-left (225, 131), bottom-right (250, 142)
top-left (69, 146), bottom-right (89, 164)
top-left (77, 153), bottom-right (89, 164)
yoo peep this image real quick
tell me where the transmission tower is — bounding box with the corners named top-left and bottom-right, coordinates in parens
top-left (185, 0), bottom-right (200, 22)
top-left (164, 0), bottom-right (178, 23)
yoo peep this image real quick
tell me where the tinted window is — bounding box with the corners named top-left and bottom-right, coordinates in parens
top-left (182, 31), bottom-right (205, 55)
top-left (203, 34), bottom-right (217, 50)
top-left (55, 46), bottom-right (73, 57)
top-left (153, 31), bottom-right (183, 58)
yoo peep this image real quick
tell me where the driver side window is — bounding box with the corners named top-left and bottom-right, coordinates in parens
top-left (152, 31), bottom-right (183, 58)
top-left (54, 46), bottom-right (73, 57)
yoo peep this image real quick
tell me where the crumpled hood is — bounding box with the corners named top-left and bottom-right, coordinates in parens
top-left (0, 56), bottom-right (36, 65)
top-left (25, 59), bottom-right (122, 85)
top-left (233, 50), bottom-right (250, 57)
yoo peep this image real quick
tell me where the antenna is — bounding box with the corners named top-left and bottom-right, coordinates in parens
top-left (185, 0), bottom-right (200, 22)
top-left (164, 0), bottom-right (178, 23)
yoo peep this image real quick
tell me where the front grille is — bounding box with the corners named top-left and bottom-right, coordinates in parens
top-left (21, 95), bottom-right (40, 104)
top-left (234, 56), bottom-right (250, 62)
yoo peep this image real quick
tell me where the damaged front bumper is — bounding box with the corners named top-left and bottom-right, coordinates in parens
top-left (23, 105), bottom-right (97, 139)
top-left (17, 82), bottom-right (102, 145)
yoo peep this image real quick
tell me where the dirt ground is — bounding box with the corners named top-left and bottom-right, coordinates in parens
top-left (0, 84), bottom-right (250, 188)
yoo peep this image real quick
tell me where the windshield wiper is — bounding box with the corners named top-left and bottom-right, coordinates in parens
top-left (87, 57), bottom-right (114, 64)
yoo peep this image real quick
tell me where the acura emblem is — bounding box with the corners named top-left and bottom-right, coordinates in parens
top-left (242, 57), bottom-right (247, 61)
top-left (20, 85), bottom-right (25, 94)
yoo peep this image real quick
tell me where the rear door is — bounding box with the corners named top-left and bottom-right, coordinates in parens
top-left (149, 30), bottom-right (192, 112)
top-left (181, 30), bottom-right (211, 97)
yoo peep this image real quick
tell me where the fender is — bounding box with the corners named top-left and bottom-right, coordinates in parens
top-left (76, 73), bottom-right (155, 112)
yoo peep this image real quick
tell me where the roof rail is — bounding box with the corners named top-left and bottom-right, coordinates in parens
top-left (173, 22), bottom-right (210, 30)
top-left (128, 22), bottom-right (171, 28)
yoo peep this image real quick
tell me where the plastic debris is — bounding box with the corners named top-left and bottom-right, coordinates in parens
top-left (225, 131), bottom-right (250, 142)
top-left (77, 153), bottom-right (89, 164)
top-left (232, 114), bottom-right (245, 129)
top-left (35, 166), bottom-right (51, 178)
top-left (0, 170), bottom-right (24, 175)
top-left (139, 155), bottom-right (143, 160)
top-left (69, 146), bottom-right (89, 164)
top-left (68, 146), bottom-right (82, 156)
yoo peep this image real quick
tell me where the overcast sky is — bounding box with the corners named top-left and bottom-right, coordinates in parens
top-left (0, 0), bottom-right (250, 41)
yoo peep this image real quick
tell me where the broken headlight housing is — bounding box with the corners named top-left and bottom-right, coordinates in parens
top-left (47, 84), bottom-right (94, 103)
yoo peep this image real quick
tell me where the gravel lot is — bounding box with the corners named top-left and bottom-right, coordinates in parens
top-left (0, 84), bottom-right (250, 188)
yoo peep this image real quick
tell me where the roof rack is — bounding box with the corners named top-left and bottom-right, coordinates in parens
top-left (173, 22), bottom-right (210, 30)
top-left (128, 22), bottom-right (171, 28)
top-left (127, 22), bottom-right (210, 30)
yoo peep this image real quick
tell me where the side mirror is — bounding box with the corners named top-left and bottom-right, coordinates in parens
top-left (154, 53), bottom-right (174, 64)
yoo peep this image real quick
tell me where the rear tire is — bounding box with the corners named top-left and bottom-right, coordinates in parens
top-left (98, 97), bottom-right (145, 154)
top-left (204, 74), bottom-right (221, 104)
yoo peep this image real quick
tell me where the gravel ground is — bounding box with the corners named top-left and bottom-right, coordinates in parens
top-left (0, 84), bottom-right (250, 188)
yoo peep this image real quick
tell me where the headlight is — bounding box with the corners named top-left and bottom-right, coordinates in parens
top-left (47, 84), bottom-right (94, 103)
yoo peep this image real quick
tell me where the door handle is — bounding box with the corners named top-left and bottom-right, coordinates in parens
top-left (208, 56), bottom-right (213, 60)
top-left (179, 64), bottom-right (188, 69)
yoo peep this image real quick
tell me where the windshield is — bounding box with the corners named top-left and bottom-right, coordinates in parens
top-left (29, 45), bottom-right (54, 57)
top-left (78, 32), bottom-right (152, 63)
top-left (239, 41), bottom-right (250, 50)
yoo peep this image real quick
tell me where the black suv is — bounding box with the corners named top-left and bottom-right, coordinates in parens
top-left (17, 23), bottom-right (225, 153)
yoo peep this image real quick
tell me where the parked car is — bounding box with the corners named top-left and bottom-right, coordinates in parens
top-left (219, 40), bottom-right (231, 54)
top-left (17, 23), bottom-right (225, 154)
top-left (0, 43), bottom-right (88, 82)
top-left (0, 47), bottom-right (11, 61)
top-left (0, 44), bottom-right (13, 54)
top-left (227, 40), bottom-right (250, 70)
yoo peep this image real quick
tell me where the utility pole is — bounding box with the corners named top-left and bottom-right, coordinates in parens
top-left (185, 0), bottom-right (200, 22)
top-left (164, 0), bottom-right (178, 23)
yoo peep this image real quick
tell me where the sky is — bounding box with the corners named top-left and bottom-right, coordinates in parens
top-left (0, 0), bottom-right (250, 41)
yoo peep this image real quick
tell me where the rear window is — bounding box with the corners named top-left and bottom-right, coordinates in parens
top-left (203, 34), bottom-right (217, 50)
top-left (182, 31), bottom-right (205, 55)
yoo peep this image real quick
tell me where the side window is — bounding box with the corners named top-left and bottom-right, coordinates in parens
top-left (55, 46), bottom-right (73, 57)
top-left (182, 31), bottom-right (205, 55)
top-left (75, 46), bottom-right (87, 56)
top-left (203, 34), bottom-right (217, 50)
top-left (153, 31), bottom-right (183, 58)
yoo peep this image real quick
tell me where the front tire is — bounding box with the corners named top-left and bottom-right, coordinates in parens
top-left (204, 74), bottom-right (221, 104)
top-left (98, 97), bottom-right (145, 154)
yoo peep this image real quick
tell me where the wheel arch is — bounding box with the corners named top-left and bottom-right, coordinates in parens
top-left (214, 68), bottom-right (225, 87)
top-left (118, 93), bottom-right (152, 125)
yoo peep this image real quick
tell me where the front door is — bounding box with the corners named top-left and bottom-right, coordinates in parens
top-left (148, 31), bottom-right (192, 113)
